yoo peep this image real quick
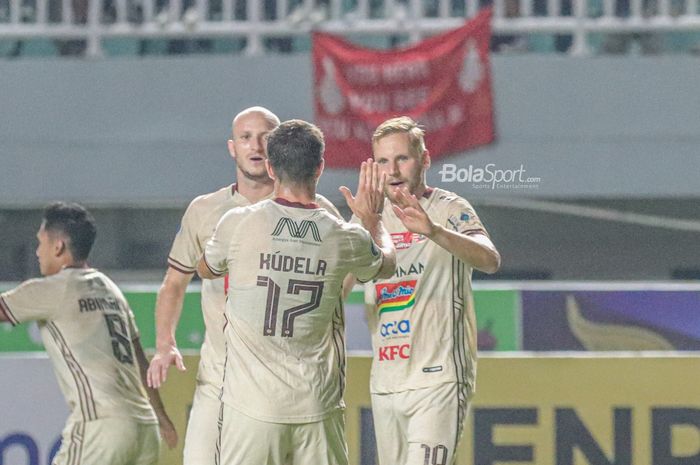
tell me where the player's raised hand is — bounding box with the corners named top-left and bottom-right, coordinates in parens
top-left (147, 345), bottom-right (186, 389)
top-left (392, 187), bottom-right (437, 237)
top-left (339, 159), bottom-right (386, 225)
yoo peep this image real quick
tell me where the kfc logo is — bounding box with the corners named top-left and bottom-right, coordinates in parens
top-left (378, 344), bottom-right (411, 361)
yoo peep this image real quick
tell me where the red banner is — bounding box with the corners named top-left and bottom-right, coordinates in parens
top-left (312, 8), bottom-right (495, 169)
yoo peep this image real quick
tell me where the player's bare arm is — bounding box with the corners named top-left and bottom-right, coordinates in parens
top-left (393, 188), bottom-right (501, 274)
top-left (146, 267), bottom-right (191, 389)
top-left (196, 256), bottom-right (219, 280)
top-left (134, 336), bottom-right (179, 449)
top-left (340, 159), bottom-right (397, 279)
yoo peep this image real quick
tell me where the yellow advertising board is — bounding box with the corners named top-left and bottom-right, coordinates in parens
top-left (159, 355), bottom-right (700, 465)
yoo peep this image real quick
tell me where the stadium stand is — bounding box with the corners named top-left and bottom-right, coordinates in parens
top-left (1, 0), bottom-right (700, 57)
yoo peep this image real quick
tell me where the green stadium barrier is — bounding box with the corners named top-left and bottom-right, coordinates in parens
top-left (0, 288), bottom-right (521, 352)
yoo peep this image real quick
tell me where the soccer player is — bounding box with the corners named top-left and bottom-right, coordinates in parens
top-left (146, 107), bottom-right (342, 465)
top-left (0, 202), bottom-right (176, 465)
top-left (197, 119), bottom-right (396, 465)
top-left (345, 116), bottom-right (501, 465)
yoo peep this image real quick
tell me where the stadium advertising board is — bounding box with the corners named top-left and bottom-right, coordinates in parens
top-left (473, 290), bottom-right (519, 351)
top-left (0, 357), bottom-right (66, 465)
top-left (3, 355), bottom-right (698, 465)
top-left (521, 291), bottom-right (700, 350)
top-left (0, 289), bottom-right (519, 353)
top-left (463, 356), bottom-right (700, 465)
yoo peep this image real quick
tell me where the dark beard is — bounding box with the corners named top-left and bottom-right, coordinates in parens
top-left (239, 167), bottom-right (272, 183)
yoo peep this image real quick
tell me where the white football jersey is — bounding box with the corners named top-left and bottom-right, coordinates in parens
top-left (361, 187), bottom-right (488, 395)
top-left (168, 184), bottom-right (341, 387)
top-left (204, 198), bottom-right (383, 423)
top-left (0, 268), bottom-right (157, 424)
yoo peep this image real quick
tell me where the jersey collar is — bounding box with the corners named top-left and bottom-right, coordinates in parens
top-left (274, 198), bottom-right (320, 209)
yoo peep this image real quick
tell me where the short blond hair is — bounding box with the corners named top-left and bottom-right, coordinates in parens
top-left (372, 116), bottom-right (426, 158)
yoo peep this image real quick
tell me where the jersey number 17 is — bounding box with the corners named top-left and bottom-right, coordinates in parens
top-left (257, 276), bottom-right (324, 337)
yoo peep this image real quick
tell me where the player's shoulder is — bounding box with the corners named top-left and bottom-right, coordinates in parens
top-left (313, 193), bottom-right (343, 220)
top-left (431, 187), bottom-right (465, 203)
top-left (186, 185), bottom-right (234, 215)
top-left (5, 271), bottom-right (69, 300)
top-left (82, 268), bottom-right (122, 293)
top-left (430, 187), bottom-right (475, 212)
top-left (219, 198), bottom-right (270, 224)
top-left (8, 276), bottom-right (52, 294)
top-left (336, 220), bottom-right (372, 243)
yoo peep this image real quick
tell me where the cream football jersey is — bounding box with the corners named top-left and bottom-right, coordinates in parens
top-left (0, 268), bottom-right (157, 424)
top-left (204, 198), bottom-right (383, 423)
top-left (361, 188), bottom-right (488, 395)
top-left (167, 184), bottom-right (341, 388)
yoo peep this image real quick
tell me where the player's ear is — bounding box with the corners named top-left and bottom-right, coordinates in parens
top-left (422, 150), bottom-right (431, 170)
top-left (54, 239), bottom-right (66, 257)
top-left (265, 160), bottom-right (276, 181)
top-left (316, 159), bottom-right (325, 180)
top-left (227, 139), bottom-right (237, 161)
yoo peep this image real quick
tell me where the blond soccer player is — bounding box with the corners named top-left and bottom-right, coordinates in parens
top-left (345, 116), bottom-right (501, 465)
top-left (146, 107), bottom-right (342, 465)
top-left (0, 202), bottom-right (176, 465)
top-left (197, 120), bottom-right (396, 465)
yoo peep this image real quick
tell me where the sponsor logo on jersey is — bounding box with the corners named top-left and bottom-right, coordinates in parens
top-left (390, 232), bottom-right (428, 250)
top-left (272, 218), bottom-right (322, 242)
top-left (375, 280), bottom-right (417, 314)
top-left (448, 212), bottom-right (474, 231)
top-left (422, 365), bottom-right (443, 373)
top-left (395, 262), bottom-right (425, 278)
top-left (378, 343), bottom-right (410, 361)
top-left (380, 319), bottom-right (411, 338)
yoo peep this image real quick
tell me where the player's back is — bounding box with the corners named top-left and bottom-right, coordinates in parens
top-left (205, 198), bottom-right (382, 423)
top-left (2, 268), bottom-right (157, 425)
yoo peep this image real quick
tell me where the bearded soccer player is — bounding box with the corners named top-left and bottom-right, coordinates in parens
top-left (0, 202), bottom-right (176, 465)
top-left (345, 116), bottom-right (501, 465)
top-left (197, 119), bottom-right (396, 465)
top-left (146, 107), bottom-right (341, 465)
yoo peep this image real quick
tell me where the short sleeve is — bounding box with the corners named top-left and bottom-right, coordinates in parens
top-left (0, 278), bottom-right (61, 325)
top-left (203, 211), bottom-right (234, 277)
top-left (446, 197), bottom-right (488, 237)
top-left (167, 199), bottom-right (202, 274)
top-left (346, 225), bottom-right (384, 283)
top-left (126, 306), bottom-right (140, 340)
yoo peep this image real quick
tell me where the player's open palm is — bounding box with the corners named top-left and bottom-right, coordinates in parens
top-left (147, 346), bottom-right (186, 388)
top-left (339, 159), bottom-right (386, 223)
top-left (392, 187), bottom-right (436, 237)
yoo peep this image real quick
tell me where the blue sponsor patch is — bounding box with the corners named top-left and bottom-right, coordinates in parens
top-left (460, 212), bottom-right (470, 221)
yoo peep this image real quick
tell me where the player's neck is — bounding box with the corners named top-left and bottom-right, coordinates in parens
top-left (63, 260), bottom-right (88, 270)
top-left (412, 183), bottom-right (430, 200)
top-left (44, 258), bottom-right (87, 276)
top-left (236, 177), bottom-right (274, 203)
top-left (274, 182), bottom-right (316, 205)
